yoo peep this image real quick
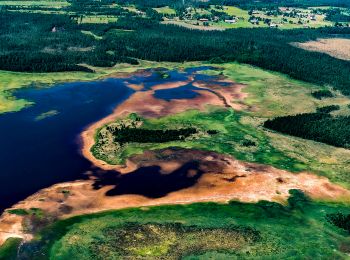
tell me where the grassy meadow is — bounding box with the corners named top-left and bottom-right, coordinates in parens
top-left (153, 6), bottom-right (176, 15)
top-left (0, 0), bottom-right (70, 7)
top-left (14, 191), bottom-right (350, 259)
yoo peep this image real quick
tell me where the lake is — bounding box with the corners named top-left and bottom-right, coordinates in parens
top-left (0, 67), bottom-right (216, 211)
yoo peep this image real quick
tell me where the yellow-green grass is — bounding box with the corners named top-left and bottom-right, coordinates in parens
top-left (122, 5), bottom-right (138, 13)
top-left (78, 15), bottom-right (118, 24)
top-left (189, 7), bottom-right (211, 16)
top-left (81, 30), bottom-right (103, 40)
top-left (0, 0), bottom-right (69, 7)
top-left (7, 9), bottom-right (72, 14)
top-left (154, 6), bottom-right (176, 15)
top-left (220, 63), bottom-right (350, 117)
top-left (221, 63), bottom-right (350, 187)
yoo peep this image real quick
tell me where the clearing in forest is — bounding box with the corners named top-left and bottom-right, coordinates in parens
top-left (293, 38), bottom-right (350, 61)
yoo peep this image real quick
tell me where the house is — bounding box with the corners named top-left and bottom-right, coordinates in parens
top-left (249, 18), bottom-right (259, 25)
top-left (269, 23), bottom-right (278, 28)
top-left (225, 18), bottom-right (237, 24)
top-left (51, 26), bottom-right (57, 33)
top-left (308, 14), bottom-right (316, 21)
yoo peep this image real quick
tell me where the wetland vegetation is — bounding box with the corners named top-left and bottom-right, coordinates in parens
top-left (11, 191), bottom-right (350, 259)
top-left (0, 0), bottom-right (350, 258)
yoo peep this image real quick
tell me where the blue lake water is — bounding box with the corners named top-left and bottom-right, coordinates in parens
top-left (153, 84), bottom-right (201, 101)
top-left (0, 79), bottom-right (133, 211)
top-left (0, 67), bottom-right (218, 211)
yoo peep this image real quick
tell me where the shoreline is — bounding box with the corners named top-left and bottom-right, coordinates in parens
top-left (1, 148), bottom-right (350, 246)
top-left (3, 65), bottom-right (350, 248)
top-left (80, 74), bottom-right (249, 172)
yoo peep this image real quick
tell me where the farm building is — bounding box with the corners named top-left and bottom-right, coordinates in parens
top-left (225, 18), bottom-right (237, 24)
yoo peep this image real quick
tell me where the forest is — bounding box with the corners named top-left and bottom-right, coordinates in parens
top-left (311, 90), bottom-right (334, 99)
top-left (113, 127), bottom-right (198, 144)
top-left (326, 213), bottom-right (350, 233)
top-left (264, 111), bottom-right (350, 149)
top-left (0, 1), bottom-right (350, 94)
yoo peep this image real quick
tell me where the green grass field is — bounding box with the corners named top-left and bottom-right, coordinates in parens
top-left (78, 15), bottom-right (118, 24)
top-left (154, 6), bottom-right (176, 15)
top-left (13, 191), bottom-right (350, 259)
top-left (0, 0), bottom-right (69, 7)
top-left (0, 238), bottom-right (22, 260)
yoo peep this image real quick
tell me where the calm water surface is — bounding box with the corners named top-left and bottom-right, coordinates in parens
top-left (0, 67), bottom-right (216, 211)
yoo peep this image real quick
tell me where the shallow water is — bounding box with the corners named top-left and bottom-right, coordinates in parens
top-left (0, 67), bottom-right (219, 211)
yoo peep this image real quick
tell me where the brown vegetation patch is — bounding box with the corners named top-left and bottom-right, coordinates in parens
top-left (1, 148), bottom-right (349, 245)
top-left (292, 38), bottom-right (350, 61)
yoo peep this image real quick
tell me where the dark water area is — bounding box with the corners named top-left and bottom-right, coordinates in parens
top-left (154, 84), bottom-right (200, 101)
top-left (93, 161), bottom-right (203, 198)
top-left (0, 67), bottom-right (220, 212)
top-left (0, 79), bottom-right (134, 211)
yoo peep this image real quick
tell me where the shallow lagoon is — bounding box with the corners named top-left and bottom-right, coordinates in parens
top-left (0, 67), bottom-right (217, 211)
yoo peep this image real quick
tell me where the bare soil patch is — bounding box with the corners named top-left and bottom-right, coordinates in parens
top-left (1, 148), bottom-right (349, 245)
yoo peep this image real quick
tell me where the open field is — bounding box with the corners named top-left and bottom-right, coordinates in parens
top-left (293, 38), bottom-right (350, 61)
top-left (153, 6), bottom-right (176, 15)
top-left (0, 0), bottom-right (69, 7)
top-left (78, 15), bottom-right (118, 24)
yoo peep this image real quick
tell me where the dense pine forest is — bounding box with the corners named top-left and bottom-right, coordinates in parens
top-left (0, 0), bottom-right (349, 94)
top-left (113, 127), bottom-right (198, 144)
top-left (264, 110), bottom-right (350, 149)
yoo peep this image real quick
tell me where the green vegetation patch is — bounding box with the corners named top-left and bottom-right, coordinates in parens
top-left (312, 89), bottom-right (335, 99)
top-left (0, 237), bottom-right (22, 260)
top-left (70, 222), bottom-right (259, 259)
top-left (34, 110), bottom-right (59, 121)
top-left (326, 212), bottom-right (350, 234)
top-left (7, 207), bottom-right (44, 217)
top-left (92, 108), bottom-right (303, 170)
top-left (13, 191), bottom-right (350, 259)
